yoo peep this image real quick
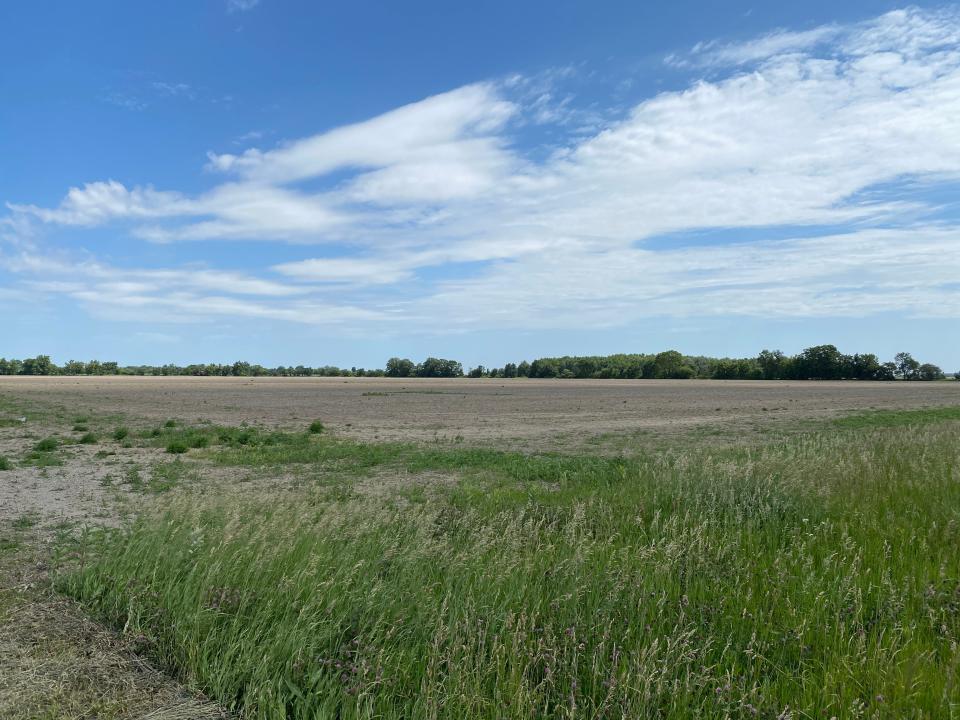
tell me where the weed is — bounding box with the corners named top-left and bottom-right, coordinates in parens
top-left (33, 437), bottom-right (58, 452)
top-left (79, 432), bottom-right (98, 445)
top-left (72, 423), bottom-right (89, 432)
top-left (309, 420), bottom-right (325, 434)
top-left (12, 512), bottom-right (40, 529)
top-left (147, 459), bottom-right (191, 493)
top-left (0, 536), bottom-right (20, 553)
top-left (112, 426), bottom-right (129, 441)
top-left (0, 455), bottom-right (10, 471)
top-left (166, 440), bottom-right (189, 455)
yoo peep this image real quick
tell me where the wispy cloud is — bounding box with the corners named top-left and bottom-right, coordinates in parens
top-left (5, 8), bottom-right (960, 333)
top-left (152, 81), bottom-right (195, 99)
top-left (667, 7), bottom-right (960, 68)
top-left (227, 0), bottom-right (260, 13)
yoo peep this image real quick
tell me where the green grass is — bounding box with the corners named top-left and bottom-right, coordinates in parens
top-left (12, 512), bottom-right (40, 530)
top-left (308, 420), bottom-right (325, 434)
top-left (79, 432), bottom-right (99, 445)
top-left (165, 440), bottom-right (189, 455)
top-left (0, 455), bottom-right (10, 471)
top-left (0, 536), bottom-right (20, 554)
top-left (833, 405), bottom-right (960, 429)
top-left (33, 437), bottom-right (59, 452)
top-left (57, 413), bottom-right (960, 719)
top-left (112, 426), bottom-right (130, 441)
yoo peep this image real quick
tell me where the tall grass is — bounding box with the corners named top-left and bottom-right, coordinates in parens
top-left (58, 421), bottom-right (960, 718)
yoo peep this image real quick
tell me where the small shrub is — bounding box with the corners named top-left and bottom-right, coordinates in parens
top-left (79, 433), bottom-right (98, 445)
top-left (0, 456), bottom-right (11, 471)
top-left (112, 427), bottom-right (129, 441)
top-left (166, 441), bottom-right (189, 455)
top-left (190, 435), bottom-right (210, 449)
top-left (34, 437), bottom-right (58, 452)
top-left (72, 424), bottom-right (89, 432)
top-left (308, 420), bottom-right (325, 434)
top-left (164, 419), bottom-right (177, 428)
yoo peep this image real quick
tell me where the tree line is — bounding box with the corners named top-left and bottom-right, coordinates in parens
top-left (471, 347), bottom-right (948, 381)
top-left (0, 346), bottom-right (950, 380)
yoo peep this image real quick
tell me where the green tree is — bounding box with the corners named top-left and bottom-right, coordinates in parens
top-left (795, 345), bottom-right (843, 380)
top-left (21, 355), bottom-right (55, 375)
top-left (894, 352), bottom-right (920, 380)
top-left (467, 365), bottom-right (486, 378)
top-left (652, 350), bottom-right (693, 379)
top-left (63, 359), bottom-right (86, 375)
top-left (416, 358), bottom-right (463, 378)
top-left (918, 363), bottom-right (944, 381)
top-left (385, 358), bottom-right (416, 378)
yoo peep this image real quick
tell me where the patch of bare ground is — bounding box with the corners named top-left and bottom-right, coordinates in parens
top-left (0, 532), bottom-right (227, 719)
top-left (0, 415), bottom-right (230, 718)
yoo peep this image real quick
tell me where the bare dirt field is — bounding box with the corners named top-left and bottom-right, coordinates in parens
top-left (1, 376), bottom-right (958, 449)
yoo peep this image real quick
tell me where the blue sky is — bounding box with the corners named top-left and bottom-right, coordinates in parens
top-left (1, 1), bottom-right (958, 370)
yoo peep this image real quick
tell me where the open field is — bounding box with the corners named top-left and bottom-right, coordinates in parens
top-left (1, 376), bottom-right (958, 450)
top-left (1, 378), bottom-right (959, 718)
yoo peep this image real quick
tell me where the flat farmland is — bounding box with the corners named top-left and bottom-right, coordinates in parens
top-left (1, 376), bottom-right (958, 450)
top-left (2, 377), bottom-right (960, 718)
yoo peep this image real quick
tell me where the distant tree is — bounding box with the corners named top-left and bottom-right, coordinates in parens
top-left (877, 362), bottom-right (897, 381)
top-left (894, 352), bottom-right (920, 380)
top-left (918, 363), bottom-right (945, 381)
top-left (652, 350), bottom-right (694, 379)
top-left (21, 355), bottom-right (55, 376)
top-left (517, 361), bottom-right (531, 377)
top-left (416, 357), bottom-right (463, 378)
top-left (794, 345), bottom-right (844, 380)
top-left (63, 360), bottom-right (85, 375)
top-left (848, 353), bottom-right (884, 380)
top-left (467, 365), bottom-right (485, 378)
top-left (529, 358), bottom-right (558, 378)
top-left (503, 363), bottom-right (518, 378)
top-left (385, 357), bottom-right (416, 378)
top-left (757, 349), bottom-right (787, 380)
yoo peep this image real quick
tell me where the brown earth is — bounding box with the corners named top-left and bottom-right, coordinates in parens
top-left (1, 376), bottom-right (958, 450)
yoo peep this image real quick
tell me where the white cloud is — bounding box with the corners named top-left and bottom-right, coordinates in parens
top-left (407, 227), bottom-right (960, 330)
top-left (227, 0), bottom-right (260, 13)
top-left (670, 8), bottom-right (960, 68)
top-left (4, 7), bottom-right (960, 333)
top-left (9, 181), bottom-right (187, 226)
top-left (206, 82), bottom-right (517, 190)
top-left (152, 81), bottom-right (194, 99)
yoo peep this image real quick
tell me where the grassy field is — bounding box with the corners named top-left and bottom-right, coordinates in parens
top-left (49, 407), bottom-right (960, 718)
